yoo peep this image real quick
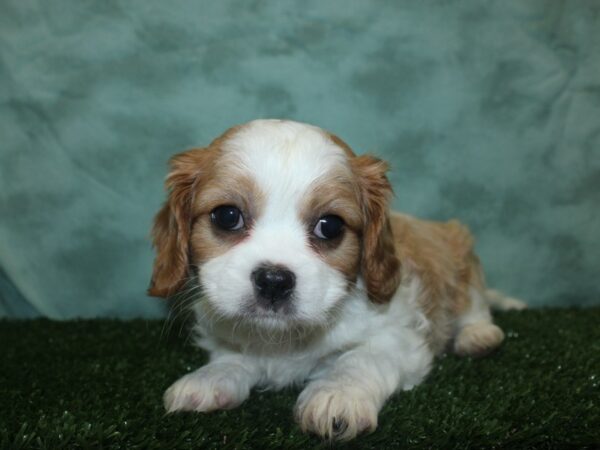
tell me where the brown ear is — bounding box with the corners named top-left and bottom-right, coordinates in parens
top-left (352, 155), bottom-right (401, 303)
top-left (148, 148), bottom-right (216, 298)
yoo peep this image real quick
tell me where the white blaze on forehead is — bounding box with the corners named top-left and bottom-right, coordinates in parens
top-left (220, 120), bottom-right (349, 210)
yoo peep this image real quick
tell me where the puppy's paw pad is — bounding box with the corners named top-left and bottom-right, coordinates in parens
top-left (454, 322), bottom-right (505, 357)
top-left (163, 373), bottom-right (244, 413)
top-left (295, 383), bottom-right (378, 441)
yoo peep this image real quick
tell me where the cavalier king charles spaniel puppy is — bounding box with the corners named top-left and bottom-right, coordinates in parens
top-left (149, 119), bottom-right (524, 441)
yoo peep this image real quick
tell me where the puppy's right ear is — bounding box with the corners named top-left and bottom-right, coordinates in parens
top-left (148, 148), bottom-right (217, 298)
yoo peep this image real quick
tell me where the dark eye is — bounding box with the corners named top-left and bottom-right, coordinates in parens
top-left (210, 205), bottom-right (244, 231)
top-left (313, 215), bottom-right (344, 240)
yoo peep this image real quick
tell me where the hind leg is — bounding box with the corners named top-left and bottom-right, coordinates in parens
top-left (453, 288), bottom-right (504, 357)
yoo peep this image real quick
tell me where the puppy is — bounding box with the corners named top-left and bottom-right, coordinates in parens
top-left (149, 119), bottom-right (524, 441)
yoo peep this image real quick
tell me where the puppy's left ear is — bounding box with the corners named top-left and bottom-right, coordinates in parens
top-left (148, 148), bottom-right (216, 298)
top-left (351, 155), bottom-right (401, 303)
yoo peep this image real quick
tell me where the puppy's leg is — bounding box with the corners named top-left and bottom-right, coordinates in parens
top-left (453, 287), bottom-right (505, 357)
top-left (164, 354), bottom-right (261, 413)
top-left (295, 333), bottom-right (433, 441)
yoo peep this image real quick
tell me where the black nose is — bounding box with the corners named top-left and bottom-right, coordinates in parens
top-left (251, 264), bottom-right (296, 308)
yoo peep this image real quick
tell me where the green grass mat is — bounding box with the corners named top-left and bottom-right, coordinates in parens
top-left (1, 309), bottom-right (599, 449)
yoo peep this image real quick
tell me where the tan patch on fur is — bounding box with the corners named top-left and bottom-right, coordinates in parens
top-left (190, 174), bottom-right (265, 262)
top-left (149, 123), bottom-right (260, 298)
top-left (300, 170), bottom-right (363, 281)
top-left (148, 147), bottom-right (221, 297)
top-left (326, 132), bottom-right (357, 158)
top-left (390, 213), bottom-right (484, 316)
top-left (301, 170), bottom-right (363, 231)
top-left (350, 155), bottom-right (401, 303)
top-left (323, 132), bottom-right (403, 302)
top-left (389, 212), bottom-right (487, 351)
top-left (323, 233), bottom-right (361, 282)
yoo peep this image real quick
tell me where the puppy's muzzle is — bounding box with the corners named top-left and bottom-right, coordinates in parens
top-left (251, 264), bottom-right (296, 311)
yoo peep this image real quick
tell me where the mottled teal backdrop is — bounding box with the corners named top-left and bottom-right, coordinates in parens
top-left (0, 1), bottom-right (598, 318)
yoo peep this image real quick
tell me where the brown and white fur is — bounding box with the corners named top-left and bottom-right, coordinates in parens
top-left (149, 119), bottom-right (524, 441)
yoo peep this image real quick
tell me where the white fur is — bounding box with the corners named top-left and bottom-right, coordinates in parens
top-left (167, 278), bottom-right (433, 440)
top-left (162, 120), bottom-right (500, 440)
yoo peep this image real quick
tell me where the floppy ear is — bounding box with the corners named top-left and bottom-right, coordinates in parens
top-left (352, 155), bottom-right (401, 303)
top-left (148, 148), bottom-right (216, 298)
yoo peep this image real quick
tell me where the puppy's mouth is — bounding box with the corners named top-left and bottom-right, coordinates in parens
top-left (241, 295), bottom-right (297, 320)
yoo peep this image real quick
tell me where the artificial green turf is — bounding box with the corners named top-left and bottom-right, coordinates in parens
top-left (1, 309), bottom-right (599, 449)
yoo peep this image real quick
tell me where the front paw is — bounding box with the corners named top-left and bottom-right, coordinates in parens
top-left (294, 381), bottom-right (379, 441)
top-left (164, 366), bottom-right (250, 413)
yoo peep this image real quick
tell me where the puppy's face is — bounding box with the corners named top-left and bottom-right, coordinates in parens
top-left (149, 120), bottom-right (400, 329)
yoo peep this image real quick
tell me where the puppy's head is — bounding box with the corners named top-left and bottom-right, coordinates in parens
top-left (149, 120), bottom-right (400, 329)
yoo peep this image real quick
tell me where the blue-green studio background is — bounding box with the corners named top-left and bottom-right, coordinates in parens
top-left (1, 1), bottom-right (599, 318)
